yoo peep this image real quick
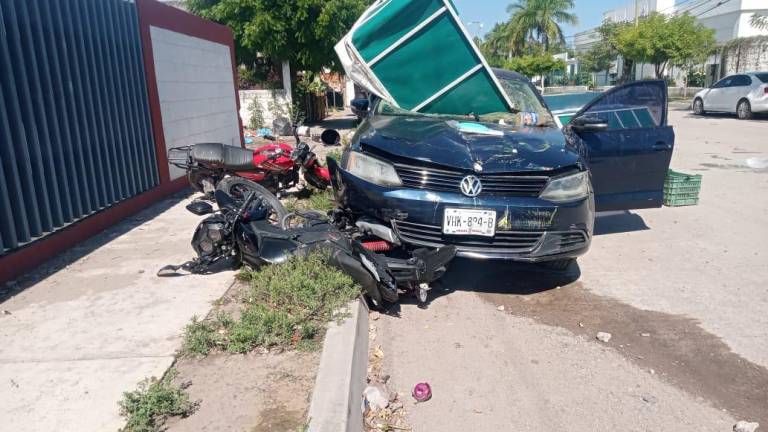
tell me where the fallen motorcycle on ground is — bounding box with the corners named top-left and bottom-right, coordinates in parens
top-left (167, 124), bottom-right (335, 198)
top-left (158, 187), bottom-right (455, 308)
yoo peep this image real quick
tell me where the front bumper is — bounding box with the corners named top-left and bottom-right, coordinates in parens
top-left (330, 161), bottom-right (594, 261)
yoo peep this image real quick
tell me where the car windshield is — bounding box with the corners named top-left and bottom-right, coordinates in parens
top-left (755, 73), bottom-right (768, 83)
top-left (376, 76), bottom-right (554, 127)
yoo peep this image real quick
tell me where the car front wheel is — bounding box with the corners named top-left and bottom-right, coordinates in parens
top-left (737, 99), bottom-right (753, 120)
top-left (693, 98), bottom-right (705, 115)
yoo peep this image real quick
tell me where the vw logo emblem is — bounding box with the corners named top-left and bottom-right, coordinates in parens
top-left (460, 175), bottom-right (482, 197)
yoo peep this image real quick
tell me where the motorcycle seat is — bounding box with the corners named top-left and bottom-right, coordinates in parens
top-left (191, 143), bottom-right (254, 170)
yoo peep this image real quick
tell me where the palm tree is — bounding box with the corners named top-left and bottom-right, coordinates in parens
top-left (751, 13), bottom-right (768, 30)
top-left (506, 0), bottom-right (578, 53)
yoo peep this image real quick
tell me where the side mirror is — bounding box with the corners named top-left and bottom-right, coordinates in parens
top-left (570, 115), bottom-right (609, 132)
top-left (351, 98), bottom-right (369, 115)
top-left (186, 201), bottom-right (214, 216)
top-left (321, 129), bottom-right (341, 146)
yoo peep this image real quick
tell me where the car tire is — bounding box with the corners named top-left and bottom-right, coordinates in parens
top-left (216, 176), bottom-right (288, 225)
top-left (692, 98), bottom-right (705, 115)
top-left (538, 258), bottom-right (575, 271)
top-left (737, 99), bottom-right (753, 120)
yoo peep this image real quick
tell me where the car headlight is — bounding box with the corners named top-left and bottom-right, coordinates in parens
top-left (540, 171), bottom-right (590, 202)
top-left (344, 150), bottom-right (402, 187)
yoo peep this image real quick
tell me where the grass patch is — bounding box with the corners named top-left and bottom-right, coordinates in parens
top-left (119, 369), bottom-right (197, 432)
top-left (182, 252), bottom-right (360, 355)
top-left (285, 188), bottom-right (336, 213)
top-left (326, 148), bottom-right (343, 162)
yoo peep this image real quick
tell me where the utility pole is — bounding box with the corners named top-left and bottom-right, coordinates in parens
top-left (634, 0), bottom-right (639, 26)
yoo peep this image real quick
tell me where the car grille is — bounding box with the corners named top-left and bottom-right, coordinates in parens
top-left (392, 220), bottom-right (589, 254)
top-left (392, 220), bottom-right (544, 253)
top-left (393, 163), bottom-right (548, 197)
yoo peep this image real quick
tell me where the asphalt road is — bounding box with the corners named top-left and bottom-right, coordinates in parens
top-left (374, 107), bottom-right (768, 430)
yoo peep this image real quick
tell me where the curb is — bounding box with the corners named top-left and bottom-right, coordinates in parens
top-left (307, 299), bottom-right (369, 432)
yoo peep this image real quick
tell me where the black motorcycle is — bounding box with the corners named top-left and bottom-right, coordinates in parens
top-left (159, 189), bottom-right (455, 307)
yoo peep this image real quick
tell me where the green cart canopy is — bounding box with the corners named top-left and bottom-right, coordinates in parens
top-left (335, 0), bottom-right (514, 115)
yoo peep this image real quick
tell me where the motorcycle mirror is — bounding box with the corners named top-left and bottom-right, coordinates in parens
top-left (186, 201), bottom-right (214, 216)
top-left (321, 129), bottom-right (341, 146)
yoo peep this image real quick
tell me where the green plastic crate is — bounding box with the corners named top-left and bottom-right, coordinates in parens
top-left (663, 170), bottom-right (702, 207)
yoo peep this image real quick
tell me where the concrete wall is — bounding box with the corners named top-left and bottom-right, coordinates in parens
top-left (239, 89), bottom-right (292, 129)
top-left (150, 26), bottom-right (241, 180)
top-left (238, 61), bottom-right (293, 130)
top-left (722, 36), bottom-right (768, 75)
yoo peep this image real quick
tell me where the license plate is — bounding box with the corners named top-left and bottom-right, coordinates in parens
top-left (443, 208), bottom-right (496, 237)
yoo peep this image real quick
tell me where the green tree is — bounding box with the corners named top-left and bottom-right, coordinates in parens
top-left (615, 12), bottom-right (716, 79)
top-left (186, 0), bottom-right (371, 73)
top-left (579, 40), bottom-right (615, 75)
top-left (480, 22), bottom-right (516, 65)
top-left (505, 54), bottom-right (566, 80)
top-left (506, 0), bottom-right (578, 52)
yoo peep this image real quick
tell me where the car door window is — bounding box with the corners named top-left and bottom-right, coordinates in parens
top-left (580, 82), bottom-right (665, 130)
top-left (732, 75), bottom-right (752, 86)
top-left (712, 77), bottom-right (732, 88)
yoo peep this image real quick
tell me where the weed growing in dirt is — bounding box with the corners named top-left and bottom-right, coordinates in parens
top-left (119, 369), bottom-right (197, 432)
top-left (182, 252), bottom-right (360, 355)
top-left (182, 317), bottom-right (220, 356)
top-left (284, 188), bottom-right (336, 213)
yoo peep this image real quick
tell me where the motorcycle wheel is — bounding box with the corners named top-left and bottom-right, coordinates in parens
top-left (216, 177), bottom-right (288, 226)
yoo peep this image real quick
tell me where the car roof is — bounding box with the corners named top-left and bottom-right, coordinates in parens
top-left (491, 68), bottom-right (529, 82)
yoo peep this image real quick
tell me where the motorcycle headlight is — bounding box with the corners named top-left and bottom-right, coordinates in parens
top-left (539, 171), bottom-right (590, 202)
top-left (344, 151), bottom-right (402, 187)
top-left (207, 224), bottom-right (224, 242)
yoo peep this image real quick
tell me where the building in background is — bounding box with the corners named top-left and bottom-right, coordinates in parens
top-left (571, 0), bottom-right (768, 87)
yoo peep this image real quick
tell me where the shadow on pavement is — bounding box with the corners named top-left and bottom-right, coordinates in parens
top-left (388, 258), bottom-right (581, 315)
top-left (594, 210), bottom-right (649, 235)
top-left (0, 189), bottom-right (194, 304)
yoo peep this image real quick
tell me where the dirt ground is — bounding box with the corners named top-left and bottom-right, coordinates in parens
top-left (371, 108), bottom-right (768, 430)
top-left (161, 275), bottom-right (321, 432)
top-left (164, 350), bottom-right (319, 432)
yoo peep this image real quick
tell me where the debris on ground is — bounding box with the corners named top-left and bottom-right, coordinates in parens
top-left (640, 332), bottom-right (651, 337)
top-left (496, 305), bottom-right (505, 312)
top-left (364, 384), bottom-right (390, 411)
top-left (365, 311), bottom-right (411, 432)
top-left (641, 393), bottom-right (658, 404)
top-left (734, 421), bottom-right (760, 432)
top-left (2, 310), bottom-right (11, 315)
top-left (411, 382), bottom-right (432, 403)
top-left (373, 345), bottom-right (385, 359)
top-left (370, 311), bottom-right (381, 321)
top-left (596, 332), bottom-right (612, 343)
top-left (745, 157), bottom-right (768, 171)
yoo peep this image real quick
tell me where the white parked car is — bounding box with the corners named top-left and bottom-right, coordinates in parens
top-left (692, 72), bottom-right (768, 119)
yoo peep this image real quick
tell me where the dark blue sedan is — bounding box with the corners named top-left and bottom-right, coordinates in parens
top-left (327, 70), bottom-right (674, 266)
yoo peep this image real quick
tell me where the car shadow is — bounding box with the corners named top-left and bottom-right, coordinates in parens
top-left (594, 210), bottom-right (649, 235)
top-left (0, 189), bottom-right (194, 304)
top-left (680, 112), bottom-right (768, 121)
top-left (387, 257), bottom-right (581, 314)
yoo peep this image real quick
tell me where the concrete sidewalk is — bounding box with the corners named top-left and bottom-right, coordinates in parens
top-left (0, 191), bottom-right (234, 431)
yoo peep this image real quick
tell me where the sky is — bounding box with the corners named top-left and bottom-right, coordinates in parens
top-left (453, 0), bottom-right (632, 42)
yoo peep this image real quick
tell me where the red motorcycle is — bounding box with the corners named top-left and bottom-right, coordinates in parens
top-left (168, 126), bottom-right (335, 198)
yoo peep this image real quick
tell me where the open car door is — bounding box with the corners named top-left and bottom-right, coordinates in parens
top-left (569, 80), bottom-right (674, 212)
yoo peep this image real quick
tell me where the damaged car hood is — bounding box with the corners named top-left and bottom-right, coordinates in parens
top-left (359, 115), bottom-right (580, 173)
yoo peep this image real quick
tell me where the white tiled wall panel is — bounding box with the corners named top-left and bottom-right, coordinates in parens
top-left (150, 26), bottom-right (240, 180)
